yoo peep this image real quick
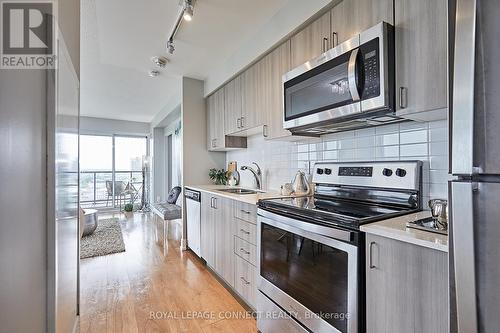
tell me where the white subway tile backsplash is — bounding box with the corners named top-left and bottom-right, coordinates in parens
top-left (376, 133), bottom-right (399, 146)
top-left (400, 143), bottom-right (428, 157)
top-left (226, 120), bottom-right (450, 203)
top-left (400, 129), bottom-right (428, 144)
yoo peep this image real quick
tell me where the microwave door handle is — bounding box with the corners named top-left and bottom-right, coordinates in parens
top-left (348, 48), bottom-right (361, 102)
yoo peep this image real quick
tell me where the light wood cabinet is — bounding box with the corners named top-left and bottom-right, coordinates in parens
top-left (241, 61), bottom-right (265, 131)
top-left (214, 196), bottom-right (234, 286)
top-left (234, 254), bottom-right (257, 308)
top-left (264, 40), bottom-right (293, 140)
top-left (207, 88), bottom-right (247, 151)
top-left (200, 195), bottom-right (258, 308)
top-left (366, 234), bottom-right (448, 333)
top-left (224, 76), bottom-right (242, 135)
top-left (394, 0), bottom-right (448, 121)
top-left (206, 89), bottom-right (225, 151)
top-left (200, 192), bottom-right (215, 267)
top-left (330, 0), bottom-right (394, 46)
top-left (290, 11), bottom-right (331, 68)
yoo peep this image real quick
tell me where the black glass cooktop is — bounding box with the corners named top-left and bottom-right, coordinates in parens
top-left (258, 196), bottom-right (412, 230)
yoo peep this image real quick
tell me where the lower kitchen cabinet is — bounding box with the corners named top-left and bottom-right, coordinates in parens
top-left (234, 253), bottom-right (257, 308)
top-left (365, 233), bottom-right (448, 333)
top-left (214, 196), bottom-right (234, 286)
top-left (200, 194), bottom-right (258, 308)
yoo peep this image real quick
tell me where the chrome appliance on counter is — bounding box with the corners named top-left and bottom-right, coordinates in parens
top-left (407, 199), bottom-right (448, 235)
top-left (450, 1), bottom-right (500, 332)
top-left (257, 161), bottom-right (422, 333)
top-left (283, 22), bottom-right (397, 136)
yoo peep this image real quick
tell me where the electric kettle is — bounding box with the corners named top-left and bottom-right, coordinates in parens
top-left (291, 170), bottom-right (310, 195)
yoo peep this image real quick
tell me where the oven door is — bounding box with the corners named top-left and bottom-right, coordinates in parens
top-left (257, 209), bottom-right (361, 333)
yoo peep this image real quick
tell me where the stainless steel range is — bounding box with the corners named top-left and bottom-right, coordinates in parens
top-left (256, 161), bottom-right (422, 333)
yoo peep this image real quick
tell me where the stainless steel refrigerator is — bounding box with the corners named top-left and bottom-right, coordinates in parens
top-left (450, 0), bottom-right (500, 332)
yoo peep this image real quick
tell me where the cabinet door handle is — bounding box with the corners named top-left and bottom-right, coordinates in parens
top-left (369, 241), bottom-right (376, 269)
top-left (332, 32), bottom-right (338, 47)
top-left (240, 277), bottom-right (250, 285)
top-left (263, 124), bottom-right (268, 138)
top-left (240, 209), bottom-right (251, 215)
top-left (237, 118), bottom-right (241, 128)
top-left (210, 197), bottom-right (214, 208)
top-left (399, 87), bottom-right (408, 109)
top-left (322, 37), bottom-right (329, 53)
top-left (213, 197), bottom-right (217, 209)
top-left (239, 248), bottom-right (250, 255)
top-left (240, 116), bottom-right (245, 128)
top-left (240, 228), bottom-right (250, 235)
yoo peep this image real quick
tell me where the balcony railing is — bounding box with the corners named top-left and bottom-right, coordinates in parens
top-left (80, 170), bottom-right (143, 208)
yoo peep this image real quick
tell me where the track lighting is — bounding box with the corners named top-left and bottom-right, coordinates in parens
top-left (166, 39), bottom-right (175, 54)
top-left (183, 0), bottom-right (193, 21)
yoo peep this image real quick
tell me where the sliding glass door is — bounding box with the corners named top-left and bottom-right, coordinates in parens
top-left (80, 134), bottom-right (147, 209)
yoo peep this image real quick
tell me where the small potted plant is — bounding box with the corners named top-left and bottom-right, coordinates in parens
top-left (124, 203), bottom-right (134, 218)
top-left (209, 168), bottom-right (228, 185)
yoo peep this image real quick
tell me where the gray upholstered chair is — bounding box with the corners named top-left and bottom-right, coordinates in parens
top-left (151, 186), bottom-right (182, 221)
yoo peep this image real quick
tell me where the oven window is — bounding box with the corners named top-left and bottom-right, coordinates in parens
top-left (284, 50), bottom-right (354, 122)
top-left (260, 222), bottom-right (349, 332)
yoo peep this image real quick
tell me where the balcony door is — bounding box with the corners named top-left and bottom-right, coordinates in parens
top-left (80, 134), bottom-right (147, 209)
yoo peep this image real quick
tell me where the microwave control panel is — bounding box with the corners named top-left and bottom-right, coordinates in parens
top-left (360, 38), bottom-right (381, 100)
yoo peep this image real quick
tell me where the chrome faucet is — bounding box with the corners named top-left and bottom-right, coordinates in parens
top-left (241, 162), bottom-right (262, 190)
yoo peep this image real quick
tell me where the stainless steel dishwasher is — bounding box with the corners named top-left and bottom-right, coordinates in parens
top-left (185, 188), bottom-right (201, 257)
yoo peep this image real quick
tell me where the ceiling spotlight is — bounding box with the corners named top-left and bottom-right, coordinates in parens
top-left (148, 70), bottom-right (160, 78)
top-left (183, 0), bottom-right (193, 21)
top-left (151, 56), bottom-right (168, 68)
top-left (166, 39), bottom-right (175, 54)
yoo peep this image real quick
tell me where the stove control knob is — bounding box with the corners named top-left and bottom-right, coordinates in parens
top-left (382, 168), bottom-right (393, 177)
top-left (395, 168), bottom-right (407, 177)
top-left (316, 168), bottom-right (324, 175)
top-left (324, 168), bottom-right (332, 175)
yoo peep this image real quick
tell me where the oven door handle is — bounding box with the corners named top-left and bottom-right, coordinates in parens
top-left (348, 48), bottom-right (361, 102)
top-left (257, 209), bottom-right (355, 245)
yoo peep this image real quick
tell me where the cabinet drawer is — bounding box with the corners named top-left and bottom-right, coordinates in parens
top-left (234, 201), bottom-right (257, 224)
top-left (235, 219), bottom-right (257, 245)
top-left (234, 254), bottom-right (257, 308)
top-left (234, 236), bottom-right (257, 266)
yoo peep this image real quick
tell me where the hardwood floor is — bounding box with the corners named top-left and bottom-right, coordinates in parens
top-left (79, 213), bottom-right (257, 333)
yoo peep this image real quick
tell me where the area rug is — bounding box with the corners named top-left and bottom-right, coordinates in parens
top-left (80, 218), bottom-right (126, 259)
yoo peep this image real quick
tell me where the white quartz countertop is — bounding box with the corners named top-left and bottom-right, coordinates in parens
top-left (185, 185), bottom-right (296, 205)
top-left (360, 211), bottom-right (448, 252)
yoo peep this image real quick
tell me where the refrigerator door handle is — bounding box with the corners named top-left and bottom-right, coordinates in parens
top-left (451, 0), bottom-right (477, 175)
top-left (451, 182), bottom-right (478, 333)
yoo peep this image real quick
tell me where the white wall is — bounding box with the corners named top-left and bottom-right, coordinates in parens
top-left (181, 77), bottom-right (225, 187)
top-left (58, 0), bottom-right (80, 77)
top-left (80, 116), bottom-right (150, 136)
top-left (227, 120), bottom-right (450, 206)
top-left (0, 70), bottom-right (48, 333)
top-left (204, 0), bottom-right (334, 95)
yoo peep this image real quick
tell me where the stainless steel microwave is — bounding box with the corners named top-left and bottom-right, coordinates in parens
top-left (283, 22), bottom-right (396, 135)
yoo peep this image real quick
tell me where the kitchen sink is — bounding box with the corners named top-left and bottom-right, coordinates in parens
top-left (217, 188), bottom-right (261, 195)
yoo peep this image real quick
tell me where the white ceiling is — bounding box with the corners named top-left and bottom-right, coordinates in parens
top-left (81, 0), bottom-right (331, 123)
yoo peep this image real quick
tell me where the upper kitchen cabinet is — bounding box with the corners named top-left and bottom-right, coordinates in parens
top-left (224, 76), bottom-right (242, 135)
top-left (330, 0), bottom-right (394, 46)
top-left (207, 89), bottom-right (225, 151)
top-left (207, 89), bottom-right (247, 151)
top-left (264, 40), bottom-right (293, 140)
top-left (394, 0), bottom-right (448, 121)
top-left (240, 61), bottom-right (266, 132)
top-left (290, 11), bottom-right (331, 69)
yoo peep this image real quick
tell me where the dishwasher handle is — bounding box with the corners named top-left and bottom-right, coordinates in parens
top-left (184, 189), bottom-right (201, 202)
